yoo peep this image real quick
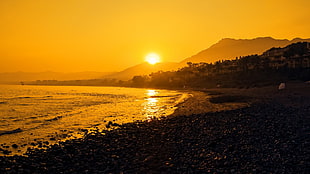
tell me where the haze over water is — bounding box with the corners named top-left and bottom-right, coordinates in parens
top-left (0, 85), bottom-right (187, 155)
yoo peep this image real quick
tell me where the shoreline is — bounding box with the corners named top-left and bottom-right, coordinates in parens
top-left (0, 86), bottom-right (187, 157)
top-left (0, 82), bottom-right (309, 173)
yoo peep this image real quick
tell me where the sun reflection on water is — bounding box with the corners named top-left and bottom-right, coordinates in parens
top-left (146, 89), bottom-right (158, 96)
top-left (143, 90), bottom-right (160, 120)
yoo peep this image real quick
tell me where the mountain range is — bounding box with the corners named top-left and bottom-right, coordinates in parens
top-left (1, 37), bottom-right (309, 83)
top-left (106, 37), bottom-right (310, 80)
top-left (181, 37), bottom-right (310, 64)
top-left (104, 62), bottom-right (180, 80)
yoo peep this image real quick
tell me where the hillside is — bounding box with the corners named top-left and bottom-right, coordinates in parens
top-left (181, 37), bottom-right (310, 64)
top-left (105, 62), bottom-right (180, 80)
top-left (4, 37), bottom-right (310, 83)
top-left (107, 37), bottom-right (310, 80)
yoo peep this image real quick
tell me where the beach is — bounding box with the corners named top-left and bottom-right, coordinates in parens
top-left (0, 85), bottom-right (187, 156)
top-left (0, 82), bottom-right (309, 173)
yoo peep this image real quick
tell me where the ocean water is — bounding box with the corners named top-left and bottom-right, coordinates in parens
top-left (0, 85), bottom-right (188, 155)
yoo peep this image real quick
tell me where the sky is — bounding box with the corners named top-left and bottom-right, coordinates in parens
top-left (1, 0), bottom-right (309, 73)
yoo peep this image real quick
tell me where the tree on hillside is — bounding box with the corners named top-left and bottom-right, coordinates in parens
top-left (284, 42), bottom-right (309, 57)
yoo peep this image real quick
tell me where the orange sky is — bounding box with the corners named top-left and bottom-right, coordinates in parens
top-left (1, 0), bottom-right (309, 72)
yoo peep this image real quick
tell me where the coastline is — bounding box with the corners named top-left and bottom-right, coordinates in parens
top-left (0, 82), bottom-right (309, 173)
top-left (0, 86), bottom-right (187, 156)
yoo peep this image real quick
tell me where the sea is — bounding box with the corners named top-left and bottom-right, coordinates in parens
top-left (0, 85), bottom-right (188, 155)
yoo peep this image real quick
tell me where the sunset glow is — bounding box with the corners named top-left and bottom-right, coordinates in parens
top-left (0, 0), bottom-right (309, 73)
top-left (0, 0), bottom-right (308, 169)
top-left (145, 53), bottom-right (161, 65)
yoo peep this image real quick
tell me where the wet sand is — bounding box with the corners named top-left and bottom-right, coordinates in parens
top-left (0, 82), bottom-right (309, 173)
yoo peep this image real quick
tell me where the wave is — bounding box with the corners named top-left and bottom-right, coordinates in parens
top-left (56, 92), bottom-right (127, 98)
top-left (175, 93), bottom-right (192, 105)
top-left (0, 128), bottom-right (23, 136)
top-left (16, 96), bottom-right (32, 99)
top-left (45, 115), bottom-right (63, 122)
top-left (148, 94), bottom-right (181, 98)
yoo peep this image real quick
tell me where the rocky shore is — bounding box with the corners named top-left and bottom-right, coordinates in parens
top-left (0, 84), bottom-right (309, 173)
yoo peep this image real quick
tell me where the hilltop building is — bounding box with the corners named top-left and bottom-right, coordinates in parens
top-left (262, 42), bottom-right (310, 69)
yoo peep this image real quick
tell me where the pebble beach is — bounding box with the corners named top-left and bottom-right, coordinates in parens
top-left (0, 82), bottom-right (309, 173)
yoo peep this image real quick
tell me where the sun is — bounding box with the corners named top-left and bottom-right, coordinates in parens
top-left (145, 53), bottom-right (161, 65)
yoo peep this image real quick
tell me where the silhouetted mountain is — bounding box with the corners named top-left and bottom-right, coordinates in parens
top-left (6, 37), bottom-right (309, 83)
top-left (105, 37), bottom-right (310, 80)
top-left (105, 62), bottom-right (181, 80)
top-left (0, 71), bottom-right (113, 84)
top-left (181, 37), bottom-right (310, 64)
